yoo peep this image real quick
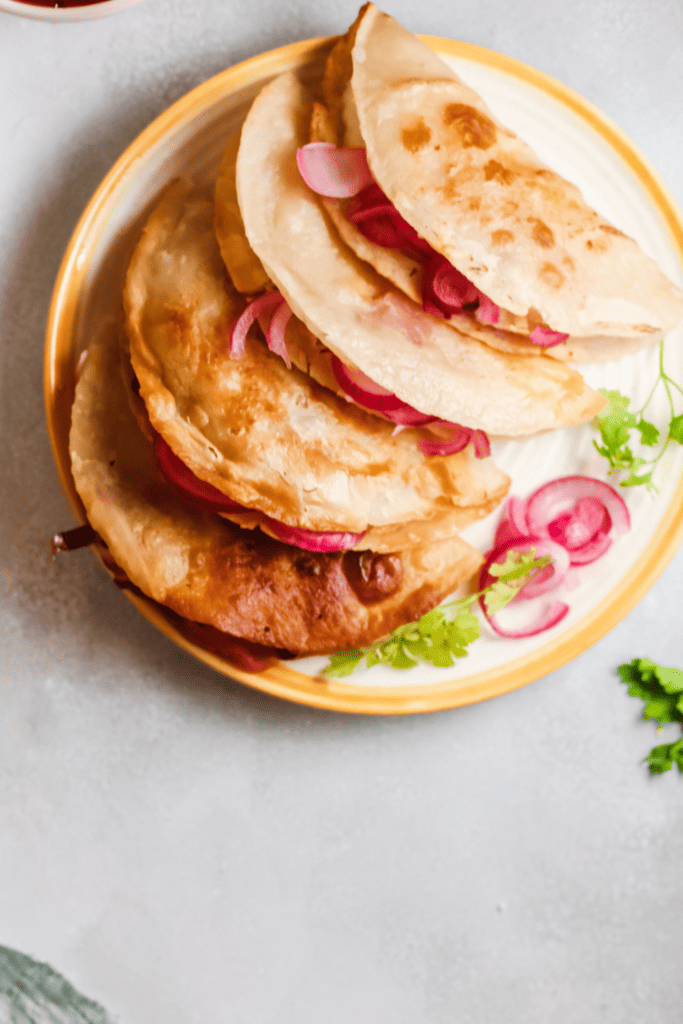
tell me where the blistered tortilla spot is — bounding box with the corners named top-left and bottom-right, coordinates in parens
top-left (491, 229), bottom-right (515, 247)
top-left (401, 119), bottom-right (432, 152)
top-left (483, 159), bottom-right (515, 184)
top-left (538, 262), bottom-right (565, 289)
top-left (468, 197), bottom-right (481, 211)
top-left (599, 224), bottom-right (625, 237)
top-left (442, 103), bottom-right (497, 150)
top-left (562, 255), bottom-right (575, 271)
top-left (530, 219), bottom-right (555, 249)
top-left (501, 200), bottom-right (519, 217)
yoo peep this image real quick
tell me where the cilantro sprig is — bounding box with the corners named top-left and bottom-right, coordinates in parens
top-left (617, 657), bottom-right (683, 774)
top-left (323, 549), bottom-right (550, 677)
top-left (592, 341), bottom-right (683, 489)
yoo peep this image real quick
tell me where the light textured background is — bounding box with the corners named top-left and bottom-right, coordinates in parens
top-left (1, 1), bottom-right (682, 1021)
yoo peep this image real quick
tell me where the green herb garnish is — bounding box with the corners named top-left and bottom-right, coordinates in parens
top-left (592, 341), bottom-right (683, 489)
top-left (617, 657), bottom-right (683, 773)
top-left (323, 549), bottom-right (550, 677)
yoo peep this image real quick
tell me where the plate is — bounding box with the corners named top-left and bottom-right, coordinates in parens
top-left (44, 36), bottom-right (683, 714)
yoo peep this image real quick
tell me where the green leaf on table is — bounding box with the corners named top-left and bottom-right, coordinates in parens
top-left (646, 739), bottom-right (683, 774)
top-left (617, 658), bottom-right (683, 775)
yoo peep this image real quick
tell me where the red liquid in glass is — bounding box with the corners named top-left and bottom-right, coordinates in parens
top-left (18, 0), bottom-right (109, 7)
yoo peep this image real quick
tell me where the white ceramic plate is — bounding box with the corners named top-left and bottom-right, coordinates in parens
top-left (45, 37), bottom-right (683, 713)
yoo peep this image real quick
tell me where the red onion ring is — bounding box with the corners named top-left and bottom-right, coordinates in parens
top-left (424, 256), bottom-right (479, 315)
top-left (262, 519), bottom-right (364, 553)
top-left (418, 424), bottom-right (490, 458)
top-left (348, 183), bottom-right (433, 255)
top-left (154, 434), bottom-right (245, 512)
top-left (329, 353), bottom-right (435, 425)
top-left (296, 143), bottom-right (374, 198)
top-left (478, 537), bottom-right (571, 637)
top-left (525, 476), bottom-right (630, 546)
top-left (230, 291), bottom-right (284, 359)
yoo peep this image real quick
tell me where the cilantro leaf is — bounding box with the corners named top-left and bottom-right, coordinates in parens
top-left (635, 418), bottom-right (659, 446)
top-left (617, 658), bottom-right (683, 775)
top-left (592, 389), bottom-right (637, 471)
top-left (592, 343), bottom-right (683, 488)
top-left (324, 650), bottom-right (364, 678)
top-left (646, 739), bottom-right (683, 774)
top-left (620, 457), bottom-right (653, 489)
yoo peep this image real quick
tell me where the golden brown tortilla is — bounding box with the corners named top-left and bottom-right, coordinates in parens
top-left (69, 330), bottom-right (486, 655)
top-left (124, 180), bottom-right (510, 540)
top-left (214, 129), bottom-right (270, 295)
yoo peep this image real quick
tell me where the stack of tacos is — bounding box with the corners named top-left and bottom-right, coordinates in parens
top-left (67, 5), bottom-right (683, 670)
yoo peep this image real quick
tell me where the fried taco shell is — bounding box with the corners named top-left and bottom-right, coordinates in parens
top-left (124, 180), bottom-right (509, 541)
top-left (69, 332), bottom-right (485, 656)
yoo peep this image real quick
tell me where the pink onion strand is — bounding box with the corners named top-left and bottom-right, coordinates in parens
top-left (266, 298), bottom-right (293, 368)
top-left (529, 325), bottom-right (570, 348)
top-left (230, 291), bottom-right (284, 360)
top-left (296, 143), bottom-right (374, 199)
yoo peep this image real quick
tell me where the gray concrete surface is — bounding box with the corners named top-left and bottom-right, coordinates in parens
top-left (1, 1), bottom-right (682, 1021)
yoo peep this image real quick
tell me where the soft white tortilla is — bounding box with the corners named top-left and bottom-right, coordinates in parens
top-left (237, 71), bottom-right (604, 436)
top-left (349, 4), bottom-right (683, 349)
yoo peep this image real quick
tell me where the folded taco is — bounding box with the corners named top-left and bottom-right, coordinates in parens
top-left (305, 4), bottom-right (683, 362)
top-left (124, 180), bottom-right (509, 553)
top-left (235, 69), bottom-right (604, 437)
top-left (69, 326), bottom-right (487, 660)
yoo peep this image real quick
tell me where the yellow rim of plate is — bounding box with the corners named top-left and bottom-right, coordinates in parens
top-left (45, 36), bottom-right (683, 715)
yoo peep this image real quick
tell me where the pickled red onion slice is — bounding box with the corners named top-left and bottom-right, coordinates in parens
top-left (480, 537), bottom-right (570, 601)
top-left (507, 495), bottom-right (530, 537)
top-left (424, 257), bottom-right (479, 314)
top-left (296, 143), bottom-right (373, 198)
top-left (470, 430), bottom-right (491, 459)
top-left (329, 355), bottom-right (490, 455)
top-left (526, 476), bottom-right (630, 544)
top-left (418, 424), bottom-right (490, 458)
top-left (153, 433), bottom-right (365, 552)
top-left (485, 600), bottom-right (570, 639)
top-left (329, 353), bottom-right (434, 425)
top-left (266, 297), bottom-right (293, 368)
top-left (262, 519), bottom-right (364, 553)
top-left (547, 497), bottom-right (607, 550)
top-left (474, 294), bottom-right (501, 325)
top-left (529, 326), bottom-right (570, 348)
top-left (348, 183), bottom-right (433, 255)
top-left (565, 531), bottom-right (612, 566)
top-left (230, 291), bottom-right (284, 359)
top-left (478, 537), bottom-right (570, 637)
top-left (154, 434), bottom-right (245, 512)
